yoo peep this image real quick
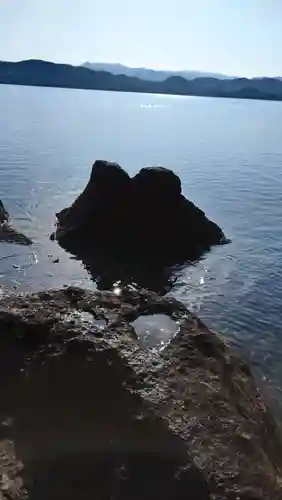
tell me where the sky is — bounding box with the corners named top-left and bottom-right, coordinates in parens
top-left (1, 0), bottom-right (282, 77)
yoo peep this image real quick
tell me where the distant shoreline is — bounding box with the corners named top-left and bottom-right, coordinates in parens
top-left (1, 59), bottom-right (282, 102)
top-left (1, 81), bottom-right (281, 103)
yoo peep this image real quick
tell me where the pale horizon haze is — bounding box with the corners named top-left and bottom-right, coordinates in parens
top-left (1, 0), bottom-right (282, 78)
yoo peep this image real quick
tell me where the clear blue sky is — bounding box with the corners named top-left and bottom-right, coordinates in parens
top-left (1, 0), bottom-right (281, 77)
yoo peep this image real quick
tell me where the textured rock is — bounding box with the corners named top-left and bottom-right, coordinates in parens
top-left (0, 200), bottom-right (32, 246)
top-left (0, 287), bottom-right (281, 499)
top-left (52, 161), bottom-right (226, 263)
top-left (0, 441), bottom-right (25, 500)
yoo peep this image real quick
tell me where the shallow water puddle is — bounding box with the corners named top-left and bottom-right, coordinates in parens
top-left (131, 314), bottom-right (180, 349)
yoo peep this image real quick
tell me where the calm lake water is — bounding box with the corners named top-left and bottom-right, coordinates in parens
top-left (1, 84), bottom-right (282, 400)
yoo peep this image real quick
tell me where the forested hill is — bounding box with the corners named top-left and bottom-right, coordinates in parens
top-left (1, 59), bottom-right (282, 101)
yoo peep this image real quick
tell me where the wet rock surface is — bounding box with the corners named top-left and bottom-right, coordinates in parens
top-left (0, 200), bottom-right (32, 246)
top-left (0, 287), bottom-right (281, 499)
top-left (52, 161), bottom-right (227, 271)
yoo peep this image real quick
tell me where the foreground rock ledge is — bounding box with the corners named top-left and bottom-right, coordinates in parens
top-left (0, 287), bottom-right (281, 499)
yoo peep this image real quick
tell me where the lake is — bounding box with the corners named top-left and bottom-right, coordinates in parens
top-left (1, 84), bottom-right (282, 402)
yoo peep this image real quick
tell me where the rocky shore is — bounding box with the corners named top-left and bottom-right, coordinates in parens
top-left (1, 162), bottom-right (281, 498)
top-left (0, 287), bottom-right (282, 499)
top-left (0, 200), bottom-right (32, 246)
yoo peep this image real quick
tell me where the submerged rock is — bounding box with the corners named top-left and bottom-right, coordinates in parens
top-left (0, 200), bottom-right (32, 246)
top-left (0, 287), bottom-right (281, 499)
top-left (52, 160), bottom-right (226, 263)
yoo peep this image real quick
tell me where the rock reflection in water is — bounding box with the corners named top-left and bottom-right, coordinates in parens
top-left (65, 242), bottom-right (201, 295)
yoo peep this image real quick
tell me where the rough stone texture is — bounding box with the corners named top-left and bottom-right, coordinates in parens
top-left (0, 440), bottom-right (25, 499)
top-left (52, 161), bottom-right (226, 262)
top-left (0, 200), bottom-right (32, 246)
top-left (0, 287), bottom-right (281, 499)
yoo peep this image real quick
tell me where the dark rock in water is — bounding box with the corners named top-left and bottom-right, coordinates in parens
top-left (133, 166), bottom-right (182, 204)
top-left (131, 166), bottom-right (225, 251)
top-left (0, 200), bottom-right (32, 246)
top-left (179, 194), bottom-right (225, 246)
top-left (0, 200), bottom-right (9, 223)
top-left (52, 161), bottom-right (227, 289)
top-left (56, 160), bottom-right (132, 238)
top-left (0, 224), bottom-right (32, 246)
top-left (0, 287), bottom-right (281, 499)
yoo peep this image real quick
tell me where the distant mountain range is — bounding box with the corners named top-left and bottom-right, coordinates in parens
top-left (82, 62), bottom-right (234, 81)
top-left (1, 59), bottom-right (282, 102)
